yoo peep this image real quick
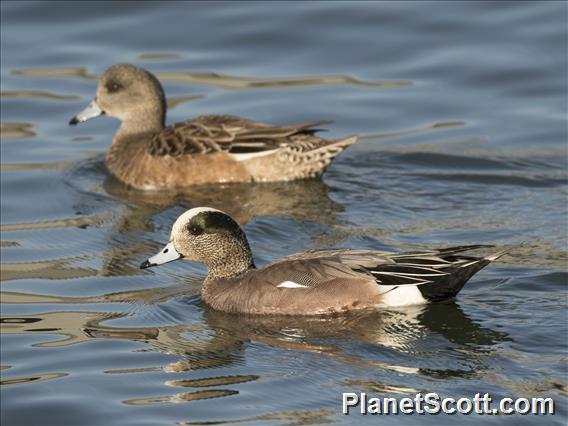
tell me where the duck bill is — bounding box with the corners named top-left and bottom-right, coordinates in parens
top-left (69, 99), bottom-right (104, 125)
top-left (140, 242), bottom-right (182, 269)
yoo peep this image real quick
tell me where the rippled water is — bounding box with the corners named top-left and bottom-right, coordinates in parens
top-left (1, 1), bottom-right (567, 425)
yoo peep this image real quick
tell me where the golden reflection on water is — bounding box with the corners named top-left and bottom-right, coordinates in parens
top-left (0, 372), bottom-right (68, 387)
top-left (70, 136), bottom-right (94, 142)
top-left (12, 67), bottom-right (96, 80)
top-left (123, 374), bottom-right (260, 406)
top-left (0, 241), bottom-right (19, 247)
top-left (156, 71), bottom-right (411, 90)
top-left (0, 312), bottom-right (129, 347)
top-left (0, 257), bottom-right (97, 281)
top-left (0, 122), bottom-right (36, 139)
top-left (166, 94), bottom-right (205, 110)
top-left (179, 409), bottom-right (335, 426)
top-left (137, 52), bottom-right (183, 61)
top-left (123, 389), bottom-right (239, 405)
top-left (0, 212), bottom-right (111, 232)
top-left (359, 120), bottom-right (467, 143)
top-left (1, 282), bottom-right (197, 307)
top-left (2, 291), bottom-right (73, 304)
top-left (0, 90), bottom-right (80, 101)
top-left (165, 375), bottom-right (259, 388)
top-left (0, 161), bottom-right (74, 171)
top-left (11, 67), bottom-right (412, 90)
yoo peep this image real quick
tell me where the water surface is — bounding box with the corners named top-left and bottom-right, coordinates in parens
top-left (1, 1), bottom-right (567, 425)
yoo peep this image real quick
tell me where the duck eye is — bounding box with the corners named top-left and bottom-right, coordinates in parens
top-left (106, 81), bottom-right (122, 93)
top-left (188, 224), bottom-right (203, 236)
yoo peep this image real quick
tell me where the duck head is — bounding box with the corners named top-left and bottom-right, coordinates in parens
top-left (69, 64), bottom-right (166, 133)
top-left (140, 207), bottom-right (255, 279)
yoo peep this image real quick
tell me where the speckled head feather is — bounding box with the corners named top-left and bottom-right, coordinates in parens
top-left (170, 208), bottom-right (255, 279)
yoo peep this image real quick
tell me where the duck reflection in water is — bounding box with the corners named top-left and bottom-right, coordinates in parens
top-left (73, 299), bottom-right (509, 377)
top-left (1, 290), bottom-right (509, 404)
top-left (83, 168), bottom-right (344, 277)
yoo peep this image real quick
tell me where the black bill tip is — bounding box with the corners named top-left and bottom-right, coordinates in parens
top-left (140, 260), bottom-right (155, 269)
top-left (69, 116), bottom-right (79, 126)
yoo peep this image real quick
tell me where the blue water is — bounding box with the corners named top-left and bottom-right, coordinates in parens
top-left (1, 1), bottom-right (567, 425)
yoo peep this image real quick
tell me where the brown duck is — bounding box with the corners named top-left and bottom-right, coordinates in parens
top-left (140, 207), bottom-right (510, 315)
top-left (69, 64), bottom-right (358, 189)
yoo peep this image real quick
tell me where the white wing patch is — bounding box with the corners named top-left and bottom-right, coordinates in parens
top-left (276, 280), bottom-right (309, 289)
top-left (231, 149), bottom-right (279, 162)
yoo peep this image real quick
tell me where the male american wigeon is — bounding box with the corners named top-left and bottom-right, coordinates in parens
top-left (69, 64), bottom-right (358, 190)
top-left (140, 207), bottom-right (509, 315)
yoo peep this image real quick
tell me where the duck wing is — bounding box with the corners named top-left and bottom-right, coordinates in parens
top-left (271, 245), bottom-right (509, 301)
top-left (148, 114), bottom-right (333, 157)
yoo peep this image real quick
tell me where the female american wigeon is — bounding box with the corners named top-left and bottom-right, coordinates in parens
top-left (69, 64), bottom-right (358, 190)
top-left (140, 207), bottom-right (509, 315)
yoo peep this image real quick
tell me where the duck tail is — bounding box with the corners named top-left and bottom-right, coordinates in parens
top-left (330, 135), bottom-right (359, 149)
top-left (291, 135), bottom-right (359, 179)
top-left (307, 135), bottom-right (359, 154)
top-left (418, 247), bottom-right (512, 302)
top-left (484, 247), bottom-right (513, 262)
top-left (376, 245), bottom-right (512, 305)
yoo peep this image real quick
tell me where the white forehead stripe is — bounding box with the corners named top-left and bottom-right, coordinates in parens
top-left (277, 281), bottom-right (309, 289)
top-left (185, 207), bottom-right (225, 218)
top-left (171, 207), bottom-right (226, 237)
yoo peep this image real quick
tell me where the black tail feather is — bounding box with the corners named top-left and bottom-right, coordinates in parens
top-left (371, 245), bottom-right (508, 302)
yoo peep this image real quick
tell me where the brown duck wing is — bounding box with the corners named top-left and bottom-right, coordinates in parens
top-left (276, 249), bottom-right (393, 269)
top-left (260, 256), bottom-right (376, 289)
top-left (207, 257), bottom-right (381, 314)
top-left (148, 114), bottom-right (333, 157)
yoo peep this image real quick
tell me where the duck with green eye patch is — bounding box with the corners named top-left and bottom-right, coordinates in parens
top-left (187, 210), bottom-right (243, 237)
top-left (140, 207), bottom-right (511, 316)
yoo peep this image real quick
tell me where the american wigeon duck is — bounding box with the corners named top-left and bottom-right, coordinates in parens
top-left (69, 64), bottom-right (358, 190)
top-left (140, 207), bottom-right (509, 315)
